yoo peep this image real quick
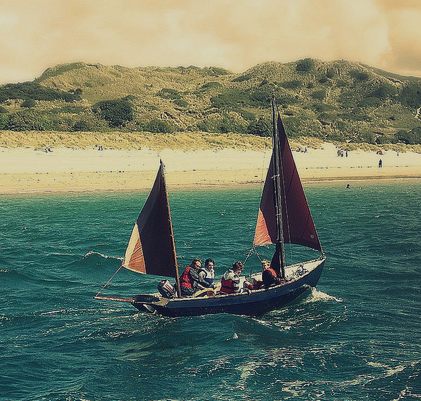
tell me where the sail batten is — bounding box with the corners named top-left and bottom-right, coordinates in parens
top-left (122, 162), bottom-right (178, 278)
top-left (253, 114), bottom-right (322, 252)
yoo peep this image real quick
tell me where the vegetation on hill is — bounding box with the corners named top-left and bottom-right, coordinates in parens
top-left (0, 59), bottom-right (420, 144)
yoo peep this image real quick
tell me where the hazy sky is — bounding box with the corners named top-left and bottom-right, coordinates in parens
top-left (1, 0), bottom-right (420, 83)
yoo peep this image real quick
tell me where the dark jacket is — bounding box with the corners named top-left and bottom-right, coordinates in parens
top-left (262, 267), bottom-right (282, 289)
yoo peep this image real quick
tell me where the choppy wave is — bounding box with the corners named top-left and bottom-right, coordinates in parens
top-left (83, 250), bottom-right (123, 262)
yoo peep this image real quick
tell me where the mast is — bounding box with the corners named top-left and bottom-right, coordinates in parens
top-left (271, 97), bottom-right (286, 278)
top-left (160, 160), bottom-right (181, 297)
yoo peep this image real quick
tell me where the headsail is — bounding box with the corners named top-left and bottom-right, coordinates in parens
top-left (254, 114), bottom-right (322, 252)
top-left (123, 161), bottom-right (178, 277)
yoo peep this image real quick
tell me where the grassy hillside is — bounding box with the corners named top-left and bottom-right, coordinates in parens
top-left (0, 59), bottom-right (420, 145)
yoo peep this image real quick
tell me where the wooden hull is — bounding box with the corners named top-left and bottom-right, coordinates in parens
top-left (132, 257), bottom-right (325, 317)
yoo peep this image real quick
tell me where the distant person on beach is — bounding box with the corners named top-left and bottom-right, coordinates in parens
top-left (346, 184), bottom-right (350, 189)
top-left (378, 159), bottom-right (383, 168)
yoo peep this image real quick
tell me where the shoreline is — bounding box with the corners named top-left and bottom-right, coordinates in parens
top-left (1, 144), bottom-right (420, 194)
top-left (1, 171), bottom-right (420, 196)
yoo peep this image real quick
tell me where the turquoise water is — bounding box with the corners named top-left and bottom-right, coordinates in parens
top-left (1, 182), bottom-right (420, 400)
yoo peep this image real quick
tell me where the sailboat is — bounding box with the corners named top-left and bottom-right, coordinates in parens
top-left (95, 98), bottom-right (326, 317)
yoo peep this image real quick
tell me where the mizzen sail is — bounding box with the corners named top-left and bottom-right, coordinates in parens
top-left (123, 161), bottom-right (178, 277)
top-left (254, 115), bottom-right (322, 251)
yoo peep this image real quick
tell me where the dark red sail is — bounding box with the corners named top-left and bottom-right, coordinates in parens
top-left (123, 161), bottom-right (178, 277)
top-left (254, 115), bottom-right (322, 251)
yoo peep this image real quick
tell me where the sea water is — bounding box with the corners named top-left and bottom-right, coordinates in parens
top-left (0, 182), bottom-right (420, 401)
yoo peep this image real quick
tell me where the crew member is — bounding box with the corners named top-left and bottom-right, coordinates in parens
top-left (179, 258), bottom-right (204, 296)
top-left (261, 260), bottom-right (283, 289)
top-left (220, 261), bottom-right (243, 294)
top-left (199, 258), bottom-right (216, 288)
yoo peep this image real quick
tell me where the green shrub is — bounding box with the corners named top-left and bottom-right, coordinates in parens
top-left (197, 120), bottom-right (212, 132)
top-left (359, 97), bottom-right (382, 107)
top-left (375, 135), bottom-right (390, 144)
top-left (92, 98), bottom-right (134, 127)
top-left (399, 82), bottom-right (421, 108)
top-left (55, 105), bottom-right (85, 114)
top-left (282, 116), bottom-right (310, 137)
top-left (199, 82), bottom-right (222, 91)
top-left (158, 88), bottom-right (181, 100)
top-left (281, 80), bottom-right (302, 89)
top-left (0, 105), bottom-right (7, 113)
top-left (311, 90), bottom-right (326, 100)
top-left (249, 88), bottom-right (271, 107)
top-left (247, 118), bottom-right (271, 136)
top-left (72, 120), bottom-right (92, 131)
top-left (0, 113), bottom-right (8, 129)
top-left (197, 114), bottom-right (246, 133)
top-left (296, 58), bottom-right (315, 72)
top-left (313, 103), bottom-right (334, 112)
top-left (370, 83), bottom-right (398, 99)
top-left (173, 98), bottom-right (188, 108)
top-left (210, 89), bottom-right (250, 109)
top-left (232, 73), bottom-right (253, 82)
top-left (144, 119), bottom-right (175, 133)
top-left (350, 70), bottom-right (369, 81)
top-left (7, 110), bottom-right (55, 131)
top-left (21, 99), bottom-right (36, 108)
top-left (326, 69), bottom-right (335, 79)
top-left (0, 82), bottom-right (80, 103)
top-left (215, 115), bottom-right (246, 133)
top-left (395, 127), bottom-right (421, 144)
top-left (239, 110), bottom-right (256, 121)
top-left (318, 76), bottom-right (328, 84)
top-left (358, 131), bottom-right (376, 144)
top-left (275, 92), bottom-right (298, 106)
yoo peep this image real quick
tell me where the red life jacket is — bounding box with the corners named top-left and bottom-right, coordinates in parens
top-left (220, 271), bottom-right (240, 294)
top-left (180, 266), bottom-right (193, 289)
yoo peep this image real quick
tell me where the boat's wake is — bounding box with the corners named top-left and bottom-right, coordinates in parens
top-left (303, 288), bottom-right (342, 304)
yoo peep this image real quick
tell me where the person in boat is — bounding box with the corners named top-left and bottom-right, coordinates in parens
top-left (220, 261), bottom-right (243, 294)
top-left (179, 258), bottom-right (208, 297)
top-left (220, 261), bottom-right (253, 294)
top-left (198, 258), bottom-right (216, 288)
top-left (261, 260), bottom-right (283, 289)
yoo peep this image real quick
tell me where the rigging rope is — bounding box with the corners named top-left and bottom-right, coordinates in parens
top-left (243, 246), bottom-right (266, 277)
top-left (95, 264), bottom-right (124, 298)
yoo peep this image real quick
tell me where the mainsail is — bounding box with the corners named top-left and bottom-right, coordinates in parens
top-left (123, 161), bottom-right (178, 278)
top-left (254, 114), bottom-right (322, 252)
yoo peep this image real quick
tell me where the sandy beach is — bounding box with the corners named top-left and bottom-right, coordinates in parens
top-left (0, 142), bottom-right (420, 194)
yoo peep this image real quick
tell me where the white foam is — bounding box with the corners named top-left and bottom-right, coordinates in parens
top-left (84, 250), bottom-right (123, 261)
top-left (304, 288), bottom-right (343, 303)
